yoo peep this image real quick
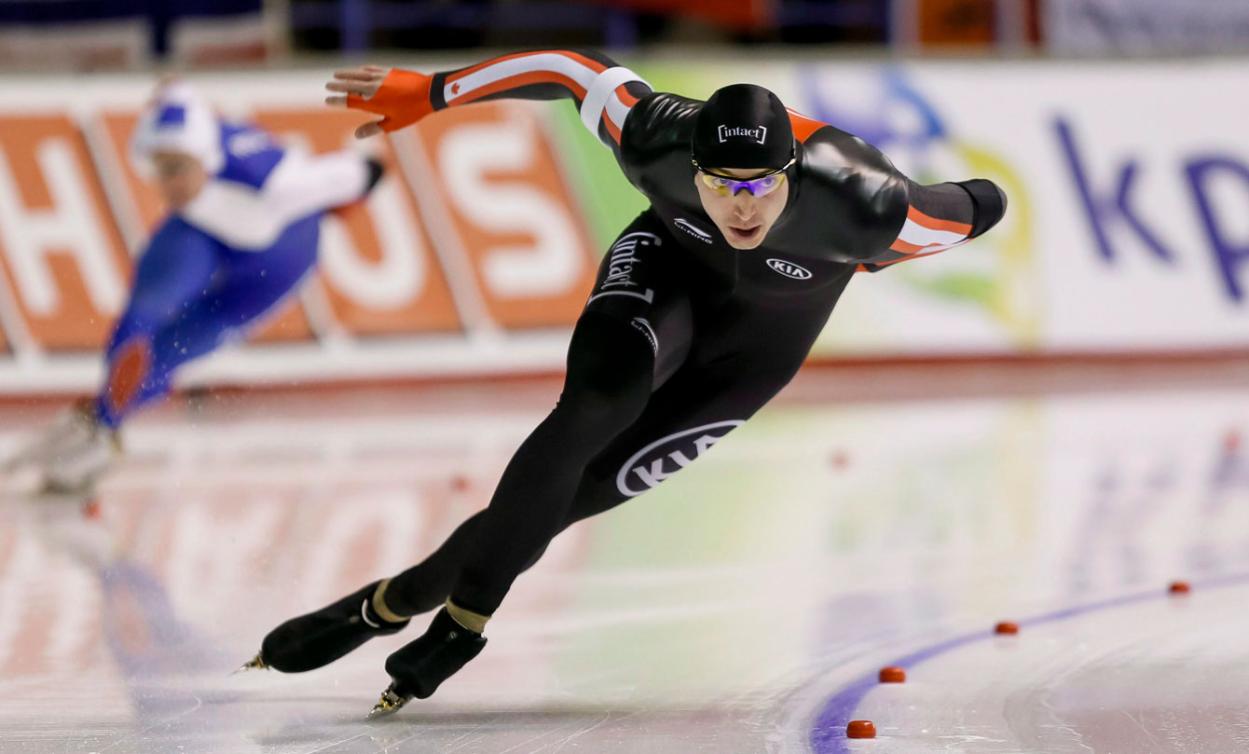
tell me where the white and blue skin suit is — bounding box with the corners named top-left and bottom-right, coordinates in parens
top-left (97, 86), bottom-right (382, 428)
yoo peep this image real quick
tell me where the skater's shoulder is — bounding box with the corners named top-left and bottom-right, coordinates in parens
top-left (797, 123), bottom-right (906, 206)
top-left (797, 120), bottom-right (897, 175)
top-left (620, 92), bottom-right (701, 157)
top-left (213, 122), bottom-right (286, 190)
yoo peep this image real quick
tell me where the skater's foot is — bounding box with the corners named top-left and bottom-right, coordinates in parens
top-left (249, 579), bottom-right (410, 673)
top-left (4, 399), bottom-right (121, 494)
top-left (368, 604), bottom-right (487, 716)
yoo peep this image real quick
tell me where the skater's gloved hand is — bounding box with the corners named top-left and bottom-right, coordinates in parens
top-left (325, 65), bottom-right (435, 139)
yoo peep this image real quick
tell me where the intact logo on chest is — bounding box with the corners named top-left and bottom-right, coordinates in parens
top-left (766, 258), bottom-right (813, 280)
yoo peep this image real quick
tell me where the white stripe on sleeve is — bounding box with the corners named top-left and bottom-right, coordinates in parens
top-left (579, 66), bottom-right (648, 137)
top-left (443, 53), bottom-right (601, 105)
top-left (896, 217), bottom-right (968, 248)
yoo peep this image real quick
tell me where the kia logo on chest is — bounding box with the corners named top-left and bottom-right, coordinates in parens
top-left (766, 258), bottom-right (813, 280)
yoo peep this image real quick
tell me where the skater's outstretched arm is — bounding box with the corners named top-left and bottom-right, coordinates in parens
top-left (257, 148), bottom-right (385, 222)
top-left (182, 141), bottom-right (383, 251)
top-left (855, 176), bottom-right (1007, 273)
top-left (324, 52), bottom-right (652, 153)
top-left (789, 116), bottom-right (1007, 272)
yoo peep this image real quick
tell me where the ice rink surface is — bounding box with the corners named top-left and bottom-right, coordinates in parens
top-left (2, 362), bottom-right (1248, 753)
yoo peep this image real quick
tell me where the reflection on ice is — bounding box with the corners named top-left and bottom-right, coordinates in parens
top-left (0, 379), bottom-right (1246, 752)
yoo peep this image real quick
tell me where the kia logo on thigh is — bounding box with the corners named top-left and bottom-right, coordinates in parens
top-left (616, 420), bottom-right (744, 497)
top-left (766, 258), bottom-right (813, 280)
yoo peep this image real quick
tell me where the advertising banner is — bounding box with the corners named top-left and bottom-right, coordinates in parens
top-left (1044, 0), bottom-right (1249, 56)
top-left (0, 59), bottom-right (1245, 392)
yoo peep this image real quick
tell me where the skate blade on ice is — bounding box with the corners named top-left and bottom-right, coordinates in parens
top-left (368, 685), bottom-right (410, 718)
top-left (233, 653), bottom-right (268, 674)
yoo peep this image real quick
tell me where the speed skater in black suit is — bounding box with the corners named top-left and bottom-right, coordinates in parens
top-left (242, 51), bottom-right (1007, 716)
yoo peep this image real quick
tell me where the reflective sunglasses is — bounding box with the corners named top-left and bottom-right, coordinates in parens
top-left (691, 153), bottom-right (796, 198)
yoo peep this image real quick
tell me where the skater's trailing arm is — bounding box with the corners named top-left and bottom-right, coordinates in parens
top-left (324, 51), bottom-right (652, 152)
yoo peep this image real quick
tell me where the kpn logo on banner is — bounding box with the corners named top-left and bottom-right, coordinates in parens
top-left (799, 62), bottom-right (1249, 351)
top-left (800, 66), bottom-right (1035, 344)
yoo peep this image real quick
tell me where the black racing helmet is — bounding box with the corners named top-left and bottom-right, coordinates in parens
top-left (690, 84), bottom-right (795, 175)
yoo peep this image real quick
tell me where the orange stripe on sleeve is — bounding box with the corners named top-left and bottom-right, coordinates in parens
top-left (889, 238), bottom-right (927, 254)
top-left (445, 50), bottom-right (608, 86)
top-left (552, 50), bottom-right (610, 74)
top-left (907, 205), bottom-right (972, 236)
top-left (603, 113), bottom-right (623, 144)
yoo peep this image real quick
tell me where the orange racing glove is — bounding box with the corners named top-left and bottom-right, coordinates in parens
top-left (346, 69), bottom-right (435, 133)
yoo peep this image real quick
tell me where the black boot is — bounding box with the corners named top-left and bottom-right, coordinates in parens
top-left (369, 607), bottom-right (486, 716)
top-left (246, 580), bottom-right (410, 673)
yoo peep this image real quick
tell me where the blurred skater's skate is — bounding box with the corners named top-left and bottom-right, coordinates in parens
top-left (2, 399), bottom-right (120, 494)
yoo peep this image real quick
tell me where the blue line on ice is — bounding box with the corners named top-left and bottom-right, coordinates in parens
top-left (809, 572), bottom-right (1249, 753)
